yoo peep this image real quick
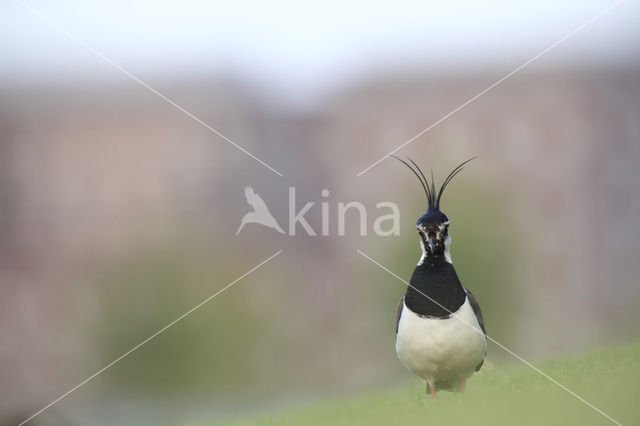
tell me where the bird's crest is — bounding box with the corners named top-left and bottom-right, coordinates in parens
top-left (392, 156), bottom-right (477, 211)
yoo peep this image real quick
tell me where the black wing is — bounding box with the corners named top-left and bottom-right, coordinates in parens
top-left (466, 289), bottom-right (486, 335)
top-left (395, 297), bottom-right (404, 334)
top-left (466, 289), bottom-right (486, 371)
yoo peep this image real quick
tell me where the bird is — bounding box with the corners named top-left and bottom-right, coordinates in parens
top-left (236, 186), bottom-right (285, 235)
top-left (393, 156), bottom-right (486, 401)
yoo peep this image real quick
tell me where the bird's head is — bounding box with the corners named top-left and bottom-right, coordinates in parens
top-left (393, 156), bottom-right (476, 263)
top-left (416, 208), bottom-right (449, 258)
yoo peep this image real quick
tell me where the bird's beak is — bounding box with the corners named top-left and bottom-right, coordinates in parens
top-left (428, 236), bottom-right (436, 253)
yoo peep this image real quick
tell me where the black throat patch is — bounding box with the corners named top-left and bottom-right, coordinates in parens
top-left (404, 260), bottom-right (466, 318)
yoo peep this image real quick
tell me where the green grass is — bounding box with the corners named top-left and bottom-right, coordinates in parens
top-left (221, 341), bottom-right (639, 426)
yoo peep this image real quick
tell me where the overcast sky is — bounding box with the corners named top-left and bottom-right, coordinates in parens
top-left (1, 0), bottom-right (638, 104)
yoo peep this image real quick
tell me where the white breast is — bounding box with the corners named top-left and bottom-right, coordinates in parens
top-left (395, 296), bottom-right (486, 386)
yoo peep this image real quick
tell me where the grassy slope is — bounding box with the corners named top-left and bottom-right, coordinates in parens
top-left (225, 341), bottom-right (639, 426)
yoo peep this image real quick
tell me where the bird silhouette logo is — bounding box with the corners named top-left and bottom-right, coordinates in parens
top-left (236, 186), bottom-right (285, 235)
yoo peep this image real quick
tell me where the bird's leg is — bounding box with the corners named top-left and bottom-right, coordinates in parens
top-left (459, 379), bottom-right (466, 392)
top-left (428, 382), bottom-right (438, 402)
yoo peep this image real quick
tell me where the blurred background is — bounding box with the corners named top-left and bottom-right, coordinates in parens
top-left (1, 0), bottom-right (639, 424)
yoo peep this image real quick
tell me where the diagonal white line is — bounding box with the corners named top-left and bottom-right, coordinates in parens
top-left (356, 249), bottom-right (622, 426)
top-left (356, 0), bottom-right (627, 177)
top-left (18, 249), bottom-right (284, 426)
top-left (14, 0), bottom-right (283, 177)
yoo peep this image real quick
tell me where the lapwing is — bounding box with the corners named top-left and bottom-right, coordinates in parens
top-left (393, 157), bottom-right (486, 400)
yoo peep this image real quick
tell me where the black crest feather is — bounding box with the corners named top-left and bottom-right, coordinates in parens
top-left (392, 155), bottom-right (477, 210)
